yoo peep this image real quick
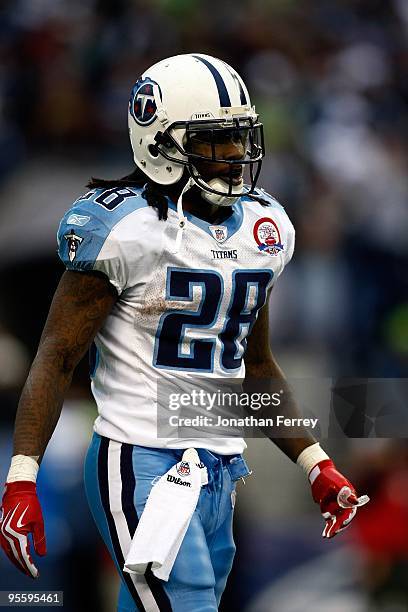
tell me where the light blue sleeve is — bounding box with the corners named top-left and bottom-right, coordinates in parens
top-left (57, 210), bottom-right (111, 273)
top-left (56, 187), bottom-right (147, 292)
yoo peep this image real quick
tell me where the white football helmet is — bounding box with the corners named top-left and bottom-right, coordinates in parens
top-left (128, 53), bottom-right (264, 207)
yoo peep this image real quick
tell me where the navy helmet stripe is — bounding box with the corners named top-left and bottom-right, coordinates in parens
top-left (221, 60), bottom-right (248, 105)
top-left (236, 78), bottom-right (248, 105)
top-left (120, 444), bottom-right (173, 612)
top-left (193, 55), bottom-right (231, 107)
top-left (97, 438), bottom-right (147, 612)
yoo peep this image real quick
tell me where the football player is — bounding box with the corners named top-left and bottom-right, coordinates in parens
top-left (0, 54), bottom-right (368, 611)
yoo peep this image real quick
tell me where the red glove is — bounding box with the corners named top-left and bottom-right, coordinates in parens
top-left (310, 459), bottom-right (370, 538)
top-left (0, 481), bottom-right (46, 578)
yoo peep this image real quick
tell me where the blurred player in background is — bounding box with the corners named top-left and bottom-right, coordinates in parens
top-left (0, 54), bottom-right (368, 611)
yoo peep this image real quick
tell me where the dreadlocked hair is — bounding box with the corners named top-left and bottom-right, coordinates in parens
top-left (246, 192), bottom-right (272, 207)
top-left (87, 167), bottom-right (271, 216)
top-left (87, 167), bottom-right (169, 220)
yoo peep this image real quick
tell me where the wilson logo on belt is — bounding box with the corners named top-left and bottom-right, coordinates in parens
top-left (167, 475), bottom-right (192, 487)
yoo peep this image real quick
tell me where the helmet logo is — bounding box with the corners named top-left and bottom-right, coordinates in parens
top-left (130, 78), bottom-right (159, 126)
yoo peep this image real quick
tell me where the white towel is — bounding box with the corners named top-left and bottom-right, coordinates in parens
top-left (123, 448), bottom-right (206, 581)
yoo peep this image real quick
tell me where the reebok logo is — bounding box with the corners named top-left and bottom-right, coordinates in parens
top-left (167, 475), bottom-right (191, 487)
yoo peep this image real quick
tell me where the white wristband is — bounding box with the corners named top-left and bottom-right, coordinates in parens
top-left (296, 443), bottom-right (330, 483)
top-left (6, 455), bottom-right (39, 483)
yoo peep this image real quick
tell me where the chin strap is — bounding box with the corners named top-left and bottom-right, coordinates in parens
top-left (200, 178), bottom-right (242, 208)
top-left (172, 177), bottom-right (194, 254)
top-left (171, 175), bottom-right (243, 253)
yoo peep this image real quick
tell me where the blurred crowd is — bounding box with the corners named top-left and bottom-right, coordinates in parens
top-left (0, 0), bottom-right (407, 375)
top-left (0, 0), bottom-right (407, 610)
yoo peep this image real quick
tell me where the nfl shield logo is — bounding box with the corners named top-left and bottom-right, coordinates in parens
top-left (209, 225), bottom-right (228, 243)
top-left (177, 461), bottom-right (190, 477)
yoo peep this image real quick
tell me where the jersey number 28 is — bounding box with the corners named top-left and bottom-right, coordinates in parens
top-left (153, 268), bottom-right (273, 372)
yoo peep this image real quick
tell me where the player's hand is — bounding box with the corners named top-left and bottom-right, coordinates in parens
top-left (310, 459), bottom-right (369, 538)
top-left (0, 481), bottom-right (46, 578)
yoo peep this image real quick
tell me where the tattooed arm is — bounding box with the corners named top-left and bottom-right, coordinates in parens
top-left (13, 270), bottom-right (117, 460)
top-left (0, 271), bottom-right (116, 578)
top-left (244, 290), bottom-right (315, 462)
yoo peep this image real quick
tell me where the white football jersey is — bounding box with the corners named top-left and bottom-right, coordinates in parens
top-left (57, 185), bottom-right (295, 454)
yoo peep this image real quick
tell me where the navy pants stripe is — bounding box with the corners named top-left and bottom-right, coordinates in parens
top-left (119, 443), bottom-right (172, 612)
top-left (97, 436), bottom-right (147, 610)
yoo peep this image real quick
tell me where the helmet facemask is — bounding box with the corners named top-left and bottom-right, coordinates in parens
top-left (154, 115), bottom-right (265, 207)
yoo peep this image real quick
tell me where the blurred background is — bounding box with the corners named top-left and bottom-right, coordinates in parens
top-left (0, 0), bottom-right (407, 610)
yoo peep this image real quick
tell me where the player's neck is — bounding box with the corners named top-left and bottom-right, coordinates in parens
top-left (168, 184), bottom-right (233, 225)
top-left (183, 197), bottom-right (232, 224)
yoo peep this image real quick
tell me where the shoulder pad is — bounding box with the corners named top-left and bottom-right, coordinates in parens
top-left (71, 186), bottom-right (147, 226)
top-left (252, 188), bottom-right (284, 207)
top-left (56, 185), bottom-right (148, 276)
top-left (243, 187), bottom-right (286, 212)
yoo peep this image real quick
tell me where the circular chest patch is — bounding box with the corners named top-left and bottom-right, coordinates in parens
top-left (253, 217), bottom-right (284, 256)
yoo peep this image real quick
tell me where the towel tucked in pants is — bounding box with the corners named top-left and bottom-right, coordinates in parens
top-left (84, 433), bottom-right (251, 612)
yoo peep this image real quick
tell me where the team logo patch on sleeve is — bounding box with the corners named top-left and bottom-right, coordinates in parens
top-left (253, 217), bottom-right (284, 256)
top-left (64, 229), bottom-right (83, 262)
top-left (129, 78), bottom-right (161, 126)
